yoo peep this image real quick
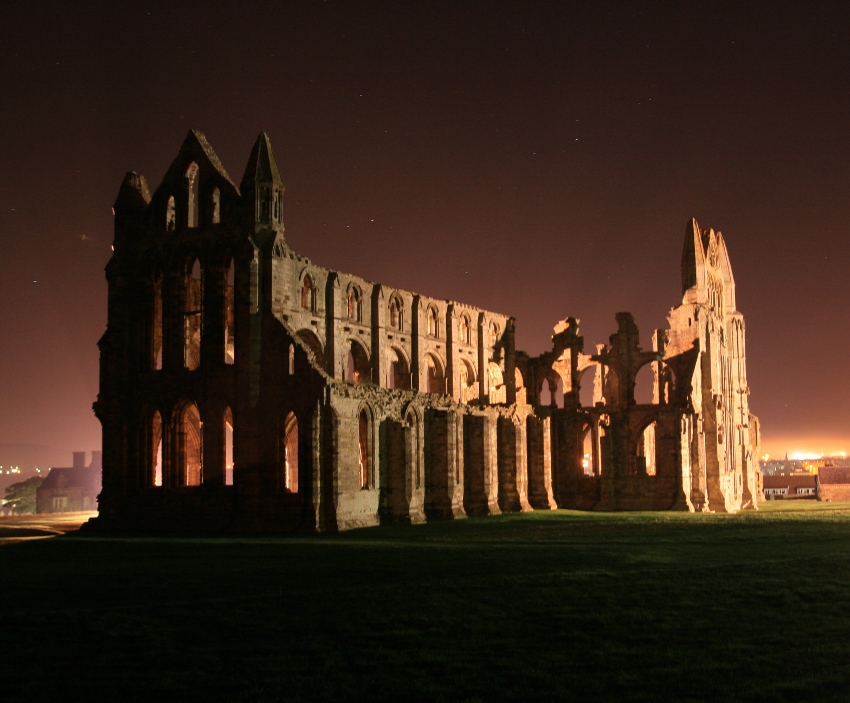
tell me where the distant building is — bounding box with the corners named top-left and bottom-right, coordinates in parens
top-left (36, 451), bottom-right (102, 513)
top-left (816, 467), bottom-right (850, 502)
top-left (762, 474), bottom-right (817, 500)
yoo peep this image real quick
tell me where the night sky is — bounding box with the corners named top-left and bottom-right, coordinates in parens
top-left (2, 1), bottom-right (849, 463)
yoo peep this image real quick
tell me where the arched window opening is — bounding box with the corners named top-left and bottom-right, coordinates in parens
top-left (273, 189), bottom-right (283, 222)
top-left (407, 409), bottom-right (421, 490)
top-left (347, 340), bottom-right (370, 384)
top-left (458, 360), bottom-right (476, 404)
top-left (581, 423), bottom-right (595, 476)
top-left (288, 344), bottom-right (295, 375)
top-left (181, 402), bottom-right (203, 486)
top-left (282, 412), bottom-right (298, 493)
top-left (388, 348), bottom-right (410, 390)
top-left (637, 422), bottom-right (657, 476)
top-left (578, 366), bottom-right (597, 408)
top-left (427, 307), bottom-right (439, 337)
top-left (154, 278), bottom-right (163, 370)
top-left (224, 259), bottom-right (235, 365)
top-left (426, 354), bottom-right (446, 394)
top-left (634, 363), bottom-right (655, 405)
top-left (460, 316), bottom-right (471, 345)
top-left (184, 258), bottom-right (202, 370)
top-left (186, 162), bottom-right (199, 228)
top-left (489, 362), bottom-right (506, 404)
top-left (389, 297), bottom-right (403, 330)
top-left (301, 274), bottom-right (315, 312)
top-left (297, 329), bottom-right (325, 370)
top-left (224, 407), bottom-right (234, 486)
top-left (258, 186), bottom-right (272, 223)
top-left (152, 410), bottom-right (163, 487)
top-left (359, 409), bottom-right (371, 489)
top-left (347, 286), bottom-right (362, 322)
top-left (211, 187), bottom-right (221, 224)
top-left (166, 195), bottom-right (176, 231)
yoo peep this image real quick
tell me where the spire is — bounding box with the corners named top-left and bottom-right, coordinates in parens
top-left (681, 217), bottom-right (706, 295)
top-left (240, 133), bottom-right (286, 235)
top-left (113, 171), bottom-right (151, 214)
top-left (241, 132), bottom-right (284, 191)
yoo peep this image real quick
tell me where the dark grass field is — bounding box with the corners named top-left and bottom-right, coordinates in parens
top-left (3, 503), bottom-right (850, 702)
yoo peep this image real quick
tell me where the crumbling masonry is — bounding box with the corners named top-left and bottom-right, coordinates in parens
top-left (91, 130), bottom-right (760, 532)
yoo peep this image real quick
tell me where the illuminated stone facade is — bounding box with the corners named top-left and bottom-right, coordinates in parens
top-left (91, 131), bottom-right (760, 532)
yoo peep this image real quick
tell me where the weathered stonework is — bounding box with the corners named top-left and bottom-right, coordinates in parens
top-left (90, 130), bottom-right (760, 533)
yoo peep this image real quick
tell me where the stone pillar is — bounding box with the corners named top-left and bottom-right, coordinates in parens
top-left (379, 418), bottom-right (410, 524)
top-left (462, 412), bottom-right (501, 516)
top-left (424, 409), bottom-right (466, 519)
top-left (497, 415), bottom-right (531, 512)
top-left (527, 415), bottom-right (556, 509)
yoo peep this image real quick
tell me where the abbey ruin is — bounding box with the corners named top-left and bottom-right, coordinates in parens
top-left (91, 130), bottom-right (761, 532)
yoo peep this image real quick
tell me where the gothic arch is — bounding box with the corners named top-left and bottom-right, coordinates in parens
top-left (387, 346), bottom-right (411, 390)
top-left (357, 403), bottom-right (376, 490)
top-left (279, 410), bottom-right (299, 493)
top-left (172, 399), bottom-right (203, 486)
top-left (346, 283), bottom-right (363, 322)
top-left (424, 352), bottom-right (446, 394)
top-left (457, 358), bottom-right (477, 404)
top-left (346, 338), bottom-right (371, 384)
top-left (388, 294), bottom-right (404, 330)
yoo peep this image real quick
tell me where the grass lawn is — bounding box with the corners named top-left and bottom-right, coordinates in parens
top-left (3, 503), bottom-right (850, 702)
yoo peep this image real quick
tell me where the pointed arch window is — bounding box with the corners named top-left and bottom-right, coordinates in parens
top-left (347, 340), bottom-right (370, 384)
top-left (258, 186), bottom-right (272, 223)
top-left (179, 401), bottom-right (203, 486)
top-left (388, 348), bottom-right (410, 390)
top-left (427, 306), bottom-right (439, 337)
top-left (186, 162), bottom-right (199, 228)
top-left (407, 409), bottom-right (421, 489)
top-left (224, 259), bottom-right (235, 365)
top-left (425, 354), bottom-right (446, 394)
top-left (359, 409), bottom-right (372, 489)
top-left (460, 315), bottom-right (471, 344)
top-left (149, 409), bottom-right (163, 487)
top-left (389, 296), bottom-right (403, 330)
top-left (281, 412), bottom-right (298, 493)
top-left (212, 187), bottom-right (221, 224)
top-left (347, 286), bottom-right (362, 322)
top-left (184, 258), bottom-right (203, 370)
top-left (153, 276), bottom-right (163, 370)
top-left (301, 274), bottom-right (316, 312)
top-left (273, 189), bottom-right (283, 222)
top-left (166, 196), bottom-right (176, 232)
top-left (224, 407), bottom-right (234, 485)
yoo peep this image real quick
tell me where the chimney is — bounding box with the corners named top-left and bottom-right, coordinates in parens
top-left (72, 451), bottom-right (86, 469)
top-left (89, 451), bottom-right (103, 470)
